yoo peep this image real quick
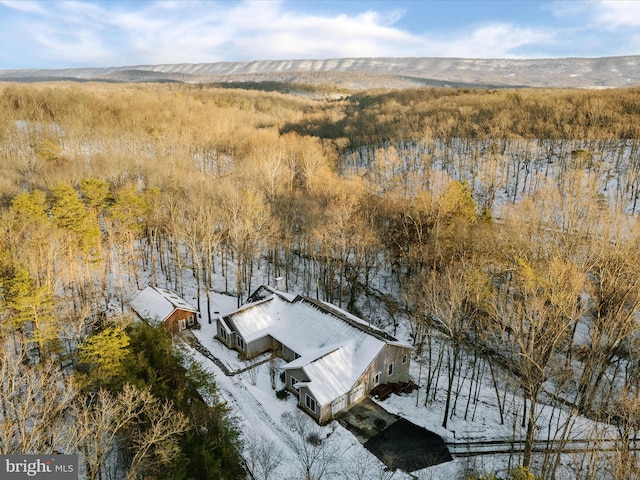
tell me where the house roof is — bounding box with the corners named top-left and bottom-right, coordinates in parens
top-left (130, 286), bottom-right (198, 326)
top-left (290, 341), bottom-right (364, 406)
top-left (247, 284), bottom-right (297, 303)
top-left (224, 291), bottom-right (410, 406)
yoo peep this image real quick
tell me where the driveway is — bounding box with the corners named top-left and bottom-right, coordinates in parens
top-left (336, 398), bottom-right (452, 472)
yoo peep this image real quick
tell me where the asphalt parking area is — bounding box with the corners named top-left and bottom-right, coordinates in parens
top-left (364, 417), bottom-right (453, 472)
top-left (336, 398), bottom-right (452, 472)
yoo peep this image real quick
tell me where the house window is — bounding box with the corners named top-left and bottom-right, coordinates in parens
top-left (374, 373), bottom-right (380, 386)
top-left (187, 315), bottom-right (195, 326)
top-left (290, 376), bottom-right (299, 391)
top-left (305, 394), bottom-right (316, 413)
top-left (237, 336), bottom-right (245, 350)
top-left (388, 363), bottom-right (394, 376)
top-left (220, 328), bottom-right (228, 341)
top-left (178, 319), bottom-right (186, 331)
top-left (402, 354), bottom-right (407, 365)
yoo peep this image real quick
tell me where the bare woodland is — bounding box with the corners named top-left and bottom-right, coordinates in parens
top-left (1, 81), bottom-right (640, 479)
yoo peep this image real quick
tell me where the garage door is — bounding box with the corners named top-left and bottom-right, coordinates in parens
top-left (332, 396), bottom-right (347, 415)
top-left (350, 384), bottom-right (364, 404)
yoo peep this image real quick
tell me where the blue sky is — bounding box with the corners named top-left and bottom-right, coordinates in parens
top-left (0, 0), bottom-right (639, 69)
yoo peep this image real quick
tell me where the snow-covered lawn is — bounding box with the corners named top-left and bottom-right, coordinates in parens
top-left (177, 288), bottom-right (616, 479)
top-left (179, 291), bottom-right (496, 479)
top-left (180, 292), bottom-right (410, 478)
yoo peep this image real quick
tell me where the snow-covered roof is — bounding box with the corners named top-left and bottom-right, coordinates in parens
top-left (130, 286), bottom-right (197, 326)
top-left (225, 291), bottom-right (410, 406)
top-left (297, 342), bottom-right (367, 406)
top-left (248, 284), bottom-right (297, 303)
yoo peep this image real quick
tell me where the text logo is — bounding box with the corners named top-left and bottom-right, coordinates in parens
top-left (1, 455), bottom-right (78, 479)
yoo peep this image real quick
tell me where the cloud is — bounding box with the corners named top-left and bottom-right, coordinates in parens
top-left (423, 23), bottom-right (554, 58)
top-left (545, 0), bottom-right (640, 56)
top-left (592, 0), bottom-right (640, 28)
top-left (0, 0), bottom-right (627, 68)
top-left (0, 0), bottom-right (47, 15)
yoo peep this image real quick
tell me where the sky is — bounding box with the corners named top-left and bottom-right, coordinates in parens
top-left (0, 0), bottom-right (639, 70)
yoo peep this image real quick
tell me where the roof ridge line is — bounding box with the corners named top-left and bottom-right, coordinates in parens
top-left (298, 296), bottom-right (399, 343)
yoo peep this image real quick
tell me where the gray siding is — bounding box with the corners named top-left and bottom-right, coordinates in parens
top-left (363, 344), bottom-right (411, 391)
top-left (246, 335), bottom-right (272, 359)
top-left (297, 386), bottom-right (321, 422)
top-left (281, 344), bottom-right (298, 362)
top-left (289, 344), bottom-right (412, 424)
top-left (284, 368), bottom-right (308, 397)
top-left (215, 319), bottom-right (233, 349)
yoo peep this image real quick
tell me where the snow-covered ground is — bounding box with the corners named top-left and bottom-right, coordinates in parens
top-left (165, 284), bottom-right (617, 480)
top-left (181, 291), bottom-right (404, 479)
top-left (175, 290), bottom-right (508, 479)
top-left (173, 290), bottom-right (447, 478)
top-left (122, 250), bottom-right (620, 479)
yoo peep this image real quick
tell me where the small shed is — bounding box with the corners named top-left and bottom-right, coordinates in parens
top-left (130, 286), bottom-right (199, 333)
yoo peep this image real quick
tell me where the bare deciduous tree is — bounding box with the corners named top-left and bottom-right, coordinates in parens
top-left (281, 411), bottom-right (340, 480)
top-left (244, 434), bottom-right (284, 480)
top-left (0, 338), bottom-right (76, 455)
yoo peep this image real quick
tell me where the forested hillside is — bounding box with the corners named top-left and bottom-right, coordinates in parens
top-left (2, 82), bottom-right (640, 479)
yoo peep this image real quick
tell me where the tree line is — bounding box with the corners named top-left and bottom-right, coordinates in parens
top-left (1, 81), bottom-right (640, 478)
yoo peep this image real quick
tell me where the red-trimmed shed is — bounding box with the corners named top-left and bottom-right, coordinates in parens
top-left (130, 286), bottom-right (199, 333)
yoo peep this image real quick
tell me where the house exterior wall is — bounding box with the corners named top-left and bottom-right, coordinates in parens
top-left (284, 368), bottom-right (308, 397)
top-left (282, 345), bottom-right (412, 424)
top-left (281, 344), bottom-right (298, 362)
top-left (285, 368), bottom-right (327, 422)
top-left (245, 335), bottom-right (272, 359)
top-left (216, 320), bottom-right (233, 348)
top-left (216, 319), bottom-right (266, 359)
top-left (317, 344), bottom-right (412, 423)
top-left (164, 309), bottom-right (199, 334)
top-left (296, 385), bottom-right (323, 423)
top-left (233, 333), bottom-right (247, 356)
top-left (271, 339), bottom-right (295, 361)
top-left (362, 344), bottom-right (412, 391)
top-left (318, 403), bottom-right (332, 424)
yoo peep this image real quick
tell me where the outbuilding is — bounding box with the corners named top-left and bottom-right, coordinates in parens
top-left (130, 286), bottom-right (199, 333)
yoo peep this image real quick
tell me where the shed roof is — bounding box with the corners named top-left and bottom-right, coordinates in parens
top-left (130, 286), bottom-right (198, 326)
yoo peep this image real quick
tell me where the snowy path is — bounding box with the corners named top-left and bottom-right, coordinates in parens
top-left (180, 342), bottom-right (300, 462)
top-left (178, 331), bottom-right (413, 479)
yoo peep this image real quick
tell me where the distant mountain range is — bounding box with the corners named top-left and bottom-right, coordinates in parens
top-left (2, 56), bottom-right (639, 89)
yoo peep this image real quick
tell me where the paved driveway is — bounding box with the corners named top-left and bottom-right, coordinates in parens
top-left (336, 398), bottom-right (452, 472)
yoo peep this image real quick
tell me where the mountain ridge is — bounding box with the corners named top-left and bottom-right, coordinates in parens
top-left (1, 56), bottom-right (639, 89)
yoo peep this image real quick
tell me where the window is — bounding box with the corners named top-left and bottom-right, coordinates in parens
top-left (402, 354), bottom-right (407, 365)
top-left (220, 328), bottom-right (228, 341)
top-left (291, 376), bottom-right (299, 391)
top-left (374, 373), bottom-right (380, 386)
top-left (187, 315), bottom-right (194, 326)
top-left (388, 363), bottom-right (394, 376)
top-left (178, 319), bottom-right (186, 331)
top-left (236, 336), bottom-right (245, 349)
top-left (305, 394), bottom-right (316, 413)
